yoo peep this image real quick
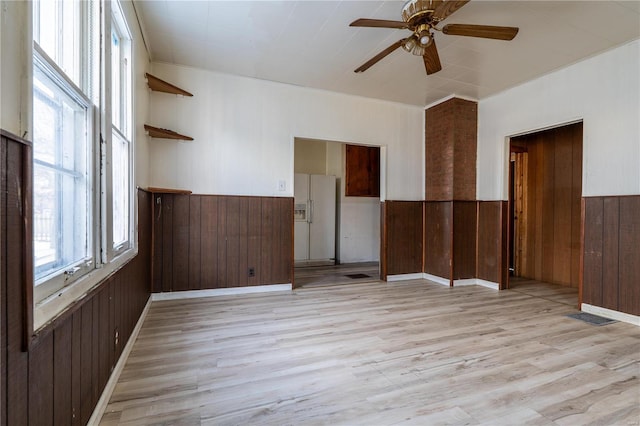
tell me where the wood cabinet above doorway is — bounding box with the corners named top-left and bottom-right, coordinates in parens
top-left (345, 144), bottom-right (380, 197)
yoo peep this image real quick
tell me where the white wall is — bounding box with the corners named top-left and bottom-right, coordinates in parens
top-left (148, 62), bottom-right (424, 200)
top-left (123, 1), bottom-right (150, 189)
top-left (478, 39), bottom-right (640, 200)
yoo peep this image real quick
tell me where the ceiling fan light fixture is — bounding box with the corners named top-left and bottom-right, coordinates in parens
top-left (401, 0), bottom-right (436, 23)
top-left (403, 36), bottom-right (426, 56)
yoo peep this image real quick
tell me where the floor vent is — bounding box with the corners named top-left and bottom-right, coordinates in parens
top-left (345, 273), bottom-right (371, 279)
top-left (567, 312), bottom-right (617, 326)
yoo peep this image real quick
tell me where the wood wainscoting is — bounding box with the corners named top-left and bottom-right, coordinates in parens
top-left (583, 195), bottom-right (640, 316)
top-left (151, 193), bottom-right (293, 292)
top-left (1, 128), bottom-right (152, 426)
top-left (380, 201), bottom-right (423, 277)
top-left (476, 201), bottom-right (509, 288)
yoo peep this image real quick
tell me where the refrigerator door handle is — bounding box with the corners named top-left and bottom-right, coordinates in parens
top-left (308, 199), bottom-right (313, 224)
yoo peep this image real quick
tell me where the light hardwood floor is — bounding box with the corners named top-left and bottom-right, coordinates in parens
top-left (100, 279), bottom-right (639, 425)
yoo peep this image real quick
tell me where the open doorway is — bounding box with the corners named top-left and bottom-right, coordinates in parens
top-left (508, 122), bottom-right (583, 306)
top-left (293, 138), bottom-right (380, 288)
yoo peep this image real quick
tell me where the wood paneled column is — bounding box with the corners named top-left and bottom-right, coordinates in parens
top-left (424, 98), bottom-right (478, 284)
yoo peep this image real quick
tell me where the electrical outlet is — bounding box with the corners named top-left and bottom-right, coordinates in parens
top-left (248, 267), bottom-right (255, 277)
top-left (114, 329), bottom-right (119, 348)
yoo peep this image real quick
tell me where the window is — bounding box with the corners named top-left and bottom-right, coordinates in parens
top-left (111, 2), bottom-right (133, 253)
top-left (32, 0), bottom-right (135, 304)
top-left (33, 53), bottom-right (93, 290)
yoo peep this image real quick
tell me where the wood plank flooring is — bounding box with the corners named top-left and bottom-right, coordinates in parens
top-left (100, 279), bottom-right (639, 425)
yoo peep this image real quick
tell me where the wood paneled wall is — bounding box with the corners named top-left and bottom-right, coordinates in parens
top-left (425, 98), bottom-right (477, 201)
top-left (1, 128), bottom-right (152, 425)
top-left (381, 201), bottom-right (423, 276)
top-left (424, 202), bottom-right (452, 279)
top-left (477, 201), bottom-right (508, 288)
top-left (511, 123), bottom-right (582, 287)
top-left (152, 193), bottom-right (293, 292)
top-left (423, 201), bottom-right (479, 283)
top-left (583, 196), bottom-right (640, 316)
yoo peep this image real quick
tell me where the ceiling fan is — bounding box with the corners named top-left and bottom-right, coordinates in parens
top-left (350, 0), bottom-right (519, 75)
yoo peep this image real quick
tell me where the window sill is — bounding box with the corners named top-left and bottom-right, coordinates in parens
top-left (34, 248), bottom-right (138, 332)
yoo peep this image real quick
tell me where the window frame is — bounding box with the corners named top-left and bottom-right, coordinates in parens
top-left (31, 0), bottom-right (137, 314)
top-left (32, 41), bottom-right (98, 303)
top-left (108, 0), bottom-right (135, 258)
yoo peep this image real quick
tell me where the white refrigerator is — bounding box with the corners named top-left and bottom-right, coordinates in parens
top-left (294, 173), bottom-right (336, 265)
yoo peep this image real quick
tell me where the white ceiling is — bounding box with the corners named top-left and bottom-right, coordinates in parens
top-left (134, 0), bottom-right (640, 107)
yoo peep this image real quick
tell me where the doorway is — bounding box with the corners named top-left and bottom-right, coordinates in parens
top-left (293, 138), bottom-right (381, 287)
top-left (508, 122), bottom-right (583, 294)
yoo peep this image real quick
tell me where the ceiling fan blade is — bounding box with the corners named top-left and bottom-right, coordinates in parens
top-left (442, 24), bottom-right (519, 40)
top-left (354, 39), bottom-right (406, 73)
top-left (350, 18), bottom-right (409, 29)
top-left (423, 40), bottom-right (442, 75)
top-left (432, 1), bottom-right (470, 22)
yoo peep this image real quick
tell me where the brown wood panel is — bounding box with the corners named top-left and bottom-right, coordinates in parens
top-left (540, 135), bottom-right (555, 283)
top-left (260, 198), bottom-right (275, 284)
top-left (1, 135), bottom-right (7, 426)
top-left (237, 197), bottom-right (249, 287)
top-left (618, 196), bottom-right (640, 316)
top-left (161, 194), bottom-right (174, 292)
top-left (379, 202), bottom-right (387, 280)
top-left (5, 136), bottom-right (28, 425)
top-left (602, 197), bottom-right (620, 310)
top-left (477, 202), bottom-right (500, 283)
top-left (278, 197), bottom-right (294, 284)
top-left (98, 288), bottom-right (110, 394)
top-left (188, 196), bottom-right (202, 290)
top-left (451, 99), bottom-right (477, 200)
top-left (226, 197), bottom-right (241, 287)
top-left (425, 98), bottom-right (477, 201)
top-left (152, 193), bottom-right (164, 293)
top-left (80, 300), bottom-right (94, 424)
top-left (582, 197), bottom-right (603, 307)
top-left (71, 311), bottom-right (82, 426)
top-left (570, 129), bottom-right (583, 288)
top-left (53, 318), bottom-right (73, 425)
top-left (91, 291), bottom-right (100, 406)
top-left (552, 130), bottom-right (572, 285)
top-left (28, 332), bottom-right (54, 426)
top-left (423, 202), bottom-right (452, 279)
top-left (216, 197), bottom-right (228, 287)
top-left (425, 102), bottom-right (454, 201)
top-left (172, 195), bottom-right (190, 291)
top-left (345, 144), bottom-right (380, 197)
top-left (200, 196), bottom-right (218, 288)
top-left (383, 201), bottom-right (423, 275)
top-left (452, 201), bottom-right (477, 279)
top-left (247, 197), bottom-right (262, 286)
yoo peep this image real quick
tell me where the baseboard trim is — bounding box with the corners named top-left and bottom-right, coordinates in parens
top-left (422, 273), bottom-right (451, 287)
top-left (387, 273), bottom-right (424, 282)
top-left (151, 284), bottom-right (293, 301)
top-left (473, 279), bottom-right (500, 290)
top-left (581, 303), bottom-right (640, 326)
top-left (88, 296), bottom-right (152, 425)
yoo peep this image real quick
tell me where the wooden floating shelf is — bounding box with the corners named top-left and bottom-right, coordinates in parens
top-left (145, 73), bottom-right (193, 96)
top-left (147, 187), bottom-right (192, 194)
top-left (144, 124), bottom-right (193, 141)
